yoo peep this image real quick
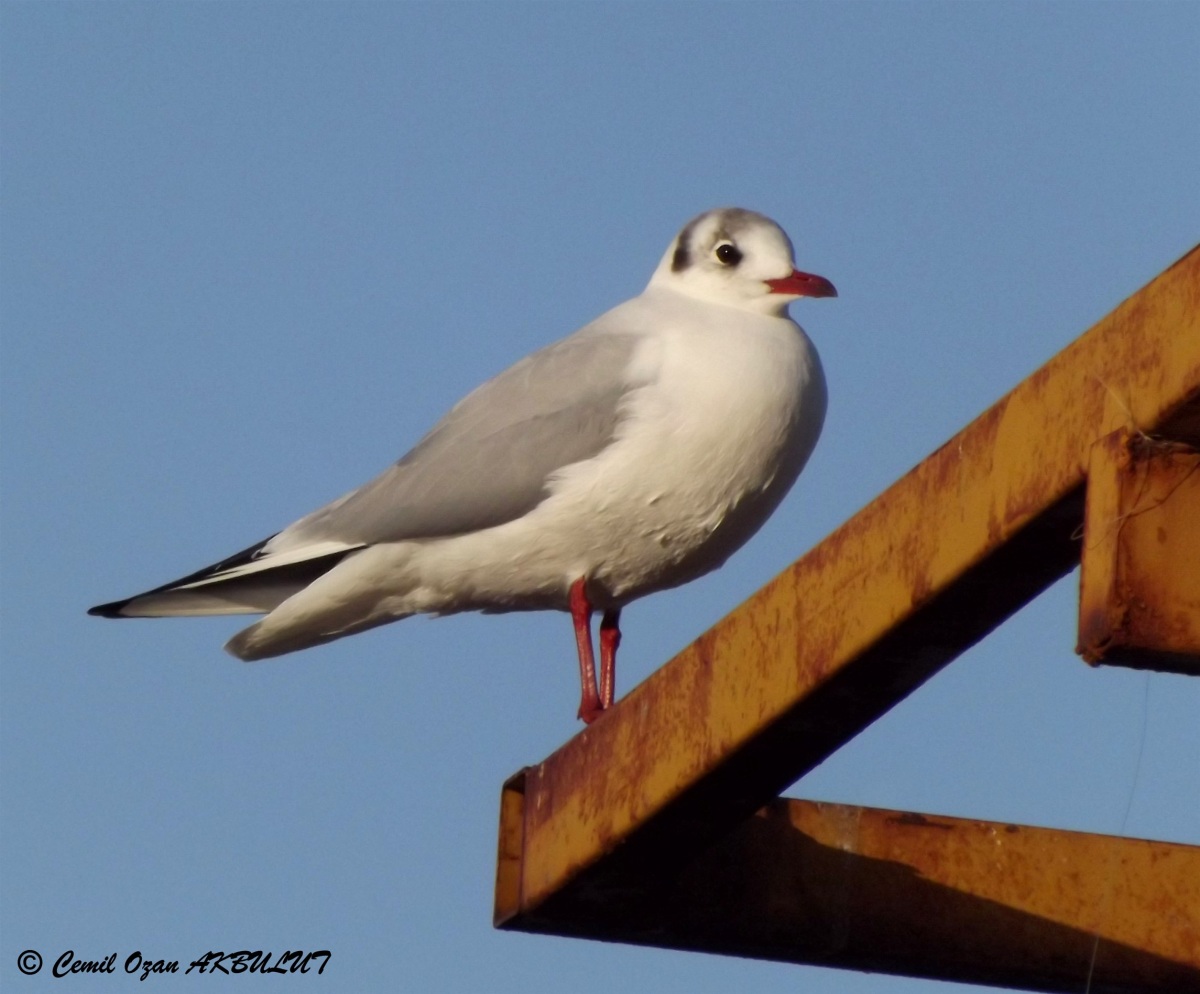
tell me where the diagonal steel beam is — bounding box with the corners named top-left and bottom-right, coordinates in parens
top-left (496, 245), bottom-right (1200, 962)
top-left (499, 791), bottom-right (1200, 993)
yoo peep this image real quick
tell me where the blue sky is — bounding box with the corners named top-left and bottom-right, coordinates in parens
top-left (2, 4), bottom-right (1198, 992)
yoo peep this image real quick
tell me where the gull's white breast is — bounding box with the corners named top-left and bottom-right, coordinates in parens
top-left (404, 286), bottom-right (827, 614)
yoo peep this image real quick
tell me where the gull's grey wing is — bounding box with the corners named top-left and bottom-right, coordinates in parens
top-left (272, 329), bottom-right (646, 550)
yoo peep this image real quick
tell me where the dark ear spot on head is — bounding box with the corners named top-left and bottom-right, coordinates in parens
top-left (671, 241), bottom-right (689, 272)
top-left (670, 216), bottom-right (702, 272)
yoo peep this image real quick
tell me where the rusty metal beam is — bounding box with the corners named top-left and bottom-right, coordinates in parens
top-left (1079, 429), bottom-right (1200, 674)
top-left (498, 787), bottom-right (1200, 993)
top-left (495, 246), bottom-right (1200, 978)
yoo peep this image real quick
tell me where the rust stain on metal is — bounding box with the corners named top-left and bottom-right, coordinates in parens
top-left (888, 811), bottom-right (954, 830)
top-left (498, 245), bottom-right (1200, 986)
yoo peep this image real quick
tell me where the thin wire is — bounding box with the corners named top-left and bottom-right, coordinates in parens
top-left (1082, 671), bottom-right (1152, 993)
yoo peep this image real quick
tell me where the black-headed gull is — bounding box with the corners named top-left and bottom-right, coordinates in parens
top-left (90, 208), bottom-right (835, 722)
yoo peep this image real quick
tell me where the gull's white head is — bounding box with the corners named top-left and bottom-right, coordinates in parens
top-left (649, 208), bottom-right (836, 316)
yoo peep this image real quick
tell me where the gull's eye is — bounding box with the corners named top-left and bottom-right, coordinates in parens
top-left (714, 243), bottom-right (742, 266)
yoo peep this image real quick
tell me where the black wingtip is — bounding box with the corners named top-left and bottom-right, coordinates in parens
top-left (88, 599), bottom-right (131, 618)
top-left (86, 534), bottom-right (280, 621)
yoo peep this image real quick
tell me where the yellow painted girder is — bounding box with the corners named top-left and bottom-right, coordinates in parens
top-left (1079, 429), bottom-right (1200, 673)
top-left (495, 244), bottom-right (1200, 979)
top-left (501, 789), bottom-right (1200, 992)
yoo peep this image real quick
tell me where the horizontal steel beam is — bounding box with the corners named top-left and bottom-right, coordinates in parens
top-left (499, 789), bottom-right (1200, 993)
top-left (496, 245), bottom-right (1200, 982)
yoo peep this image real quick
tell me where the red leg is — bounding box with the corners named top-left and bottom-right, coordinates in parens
top-left (599, 608), bottom-right (621, 710)
top-left (569, 578), bottom-right (602, 723)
